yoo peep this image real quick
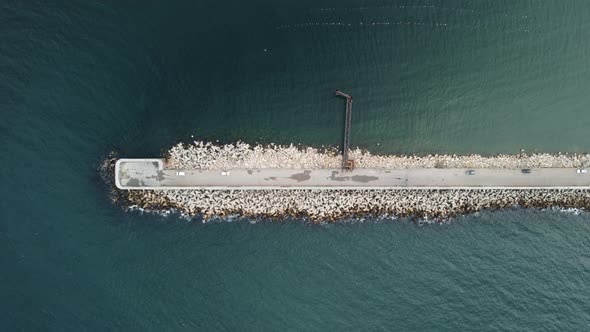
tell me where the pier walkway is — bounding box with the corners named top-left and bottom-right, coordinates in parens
top-left (115, 159), bottom-right (590, 190)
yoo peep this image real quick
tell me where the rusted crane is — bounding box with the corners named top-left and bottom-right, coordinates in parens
top-left (335, 90), bottom-right (354, 171)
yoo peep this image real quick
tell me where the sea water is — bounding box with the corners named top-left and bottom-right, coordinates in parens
top-left (2, 1), bottom-right (590, 330)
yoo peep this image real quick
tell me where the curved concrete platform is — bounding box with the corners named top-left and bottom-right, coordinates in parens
top-left (115, 159), bottom-right (590, 190)
top-left (115, 159), bottom-right (165, 189)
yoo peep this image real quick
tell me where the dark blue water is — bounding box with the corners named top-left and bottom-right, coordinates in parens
top-left (3, 1), bottom-right (590, 330)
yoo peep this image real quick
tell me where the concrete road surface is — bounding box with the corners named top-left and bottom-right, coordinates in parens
top-left (115, 159), bottom-right (590, 190)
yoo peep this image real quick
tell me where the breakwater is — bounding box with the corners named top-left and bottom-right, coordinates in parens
top-left (166, 142), bottom-right (590, 170)
top-left (129, 188), bottom-right (590, 221)
top-left (109, 141), bottom-right (590, 222)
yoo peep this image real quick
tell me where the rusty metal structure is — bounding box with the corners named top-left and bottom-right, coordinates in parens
top-left (335, 90), bottom-right (354, 170)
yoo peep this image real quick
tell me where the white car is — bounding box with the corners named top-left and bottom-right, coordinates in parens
top-left (221, 171), bottom-right (229, 176)
top-left (577, 169), bottom-right (588, 174)
top-left (176, 171), bottom-right (186, 176)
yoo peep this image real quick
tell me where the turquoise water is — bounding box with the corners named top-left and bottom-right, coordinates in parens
top-left (3, 1), bottom-right (590, 330)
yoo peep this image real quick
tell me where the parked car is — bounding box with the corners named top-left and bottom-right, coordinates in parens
top-left (221, 171), bottom-right (230, 176)
top-left (466, 170), bottom-right (476, 175)
top-left (176, 171), bottom-right (186, 176)
top-left (521, 169), bottom-right (532, 174)
top-left (577, 169), bottom-right (588, 174)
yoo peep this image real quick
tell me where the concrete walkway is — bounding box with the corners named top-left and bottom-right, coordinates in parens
top-left (115, 159), bottom-right (590, 190)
